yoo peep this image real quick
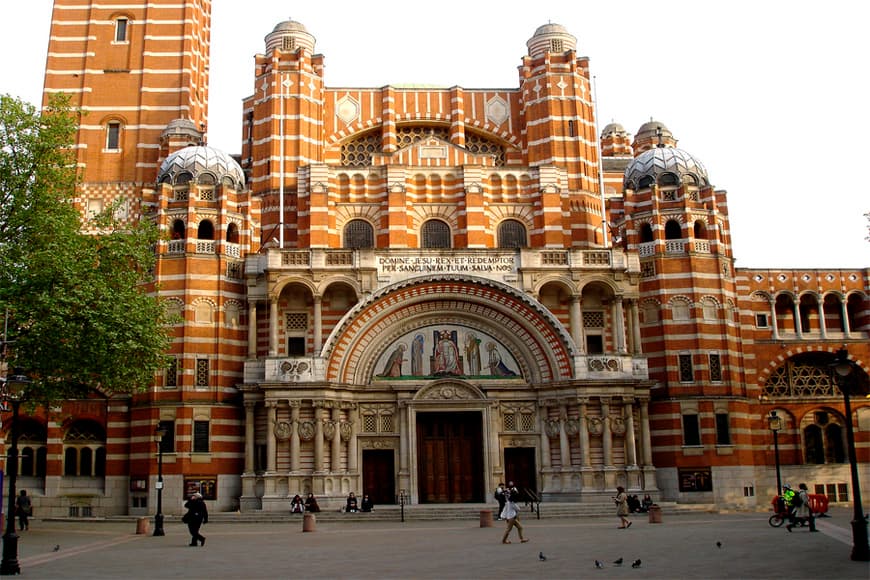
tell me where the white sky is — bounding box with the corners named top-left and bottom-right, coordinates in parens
top-left (2, 1), bottom-right (867, 268)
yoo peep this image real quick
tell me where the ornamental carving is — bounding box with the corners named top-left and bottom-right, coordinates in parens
top-left (545, 418), bottom-right (561, 439)
top-left (564, 418), bottom-right (579, 436)
top-left (274, 421), bottom-right (292, 441)
top-left (418, 383), bottom-right (479, 400)
top-left (323, 420), bottom-right (337, 440)
top-left (611, 416), bottom-right (626, 436)
top-left (587, 416), bottom-right (604, 436)
top-left (339, 420), bottom-right (353, 441)
top-left (588, 357), bottom-right (620, 372)
top-left (360, 438), bottom-right (397, 450)
top-left (298, 420), bottom-right (315, 442)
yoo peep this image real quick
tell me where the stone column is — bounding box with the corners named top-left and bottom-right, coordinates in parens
top-left (578, 398), bottom-right (591, 467)
top-left (819, 300), bottom-right (828, 339)
top-left (559, 404), bottom-right (571, 469)
top-left (614, 296), bottom-right (627, 353)
top-left (624, 401), bottom-right (637, 467)
top-left (770, 300), bottom-right (780, 340)
top-left (570, 296), bottom-right (585, 353)
top-left (247, 301), bottom-right (258, 358)
top-left (314, 402), bottom-right (324, 472)
top-left (244, 401), bottom-right (256, 473)
top-left (639, 398), bottom-right (653, 466)
top-left (398, 403), bottom-right (410, 481)
top-left (841, 301), bottom-right (852, 337)
top-left (269, 297), bottom-right (279, 356)
top-left (601, 398), bottom-right (613, 467)
top-left (347, 405), bottom-right (358, 473)
top-left (490, 403), bottom-right (503, 479)
top-left (331, 405), bottom-right (342, 473)
top-left (289, 401), bottom-right (301, 472)
top-left (265, 400), bottom-right (277, 472)
top-left (539, 403), bottom-right (551, 470)
top-left (313, 295), bottom-right (323, 353)
top-left (629, 299), bottom-right (643, 354)
top-left (793, 302), bottom-right (803, 338)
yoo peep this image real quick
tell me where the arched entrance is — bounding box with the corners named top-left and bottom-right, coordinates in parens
top-left (416, 411), bottom-right (484, 503)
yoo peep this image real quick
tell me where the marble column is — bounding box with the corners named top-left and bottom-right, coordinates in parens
top-left (793, 302), bottom-right (803, 338)
top-left (559, 404), bottom-right (571, 469)
top-left (265, 401), bottom-right (277, 472)
top-left (578, 398), bottom-right (591, 467)
top-left (269, 297), bottom-right (279, 356)
top-left (347, 405), bottom-right (358, 473)
top-left (314, 402), bottom-right (324, 472)
top-left (570, 296), bottom-right (585, 353)
top-left (490, 403), bottom-right (502, 478)
top-left (247, 301), bottom-right (258, 358)
top-left (614, 296), bottom-right (627, 353)
top-left (601, 398), bottom-right (613, 467)
top-left (331, 405), bottom-right (342, 473)
top-left (244, 401), bottom-right (256, 473)
top-left (313, 295), bottom-right (323, 353)
top-left (289, 401), bottom-right (301, 472)
top-left (770, 300), bottom-right (780, 340)
top-left (629, 299), bottom-right (643, 354)
top-left (639, 398), bottom-right (653, 466)
top-left (841, 301), bottom-right (852, 337)
top-left (819, 299), bottom-right (828, 339)
top-left (624, 401), bottom-right (637, 467)
top-left (539, 404), bottom-right (552, 470)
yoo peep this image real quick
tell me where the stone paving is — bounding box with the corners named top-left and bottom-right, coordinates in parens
top-left (7, 507), bottom-right (869, 579)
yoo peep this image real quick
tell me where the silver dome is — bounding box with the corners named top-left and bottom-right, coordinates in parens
top-left (265, 18), bottom-right (315, 54)
top-left (623, 147), bottom-right (709, 190)
top-left (157, 146), bottom-right (245, 189)
top-left (526, 22), bottom-right (577, 58)
top-left (601, 122), bottom-right (629, 138)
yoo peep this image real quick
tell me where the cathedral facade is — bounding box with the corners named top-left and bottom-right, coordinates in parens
top-left (7, 0), bottom-right (867, 517)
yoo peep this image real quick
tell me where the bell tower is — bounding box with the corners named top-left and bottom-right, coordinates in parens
top-left (42, 0), bottom-right (212, 192)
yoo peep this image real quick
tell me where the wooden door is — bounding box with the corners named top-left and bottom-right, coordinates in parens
top-left (504, 447), bottom-right (537, 500)
top-left (416, 412), bottom-right (484, 503)
top-left (362, 449), bottom-right (395, 505)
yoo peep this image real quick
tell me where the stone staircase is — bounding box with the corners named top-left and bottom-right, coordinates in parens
top-left (204, 500), bottom-right (700, 524)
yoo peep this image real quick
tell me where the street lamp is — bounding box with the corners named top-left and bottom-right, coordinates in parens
top-left (153, 424), bottom-right (167, 537)
top-left (767, 411), bottom-right (783, 495)
top-left (1, 371), bottom-right (29, 576)
top-left (830, 348), bottom-right (870, 562)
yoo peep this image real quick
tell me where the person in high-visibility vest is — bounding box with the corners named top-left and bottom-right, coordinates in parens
top-left (781, 483), bottom-right (796, 526)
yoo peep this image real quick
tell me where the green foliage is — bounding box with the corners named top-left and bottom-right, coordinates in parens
top-left (0, 94), bottom-right (173, 402)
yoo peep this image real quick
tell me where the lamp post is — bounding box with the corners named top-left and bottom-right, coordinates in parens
top-left (830, 348), bottom-right (870, 562)
top-left (153, 424), bottom-right (167, 537)
top-left (767, 411), bottom-right (783, 495)
top-left (1, 371), bottom-right (29, 576)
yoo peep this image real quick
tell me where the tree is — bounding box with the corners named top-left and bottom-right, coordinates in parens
top-left (0, 94), bottom-right (173, 402)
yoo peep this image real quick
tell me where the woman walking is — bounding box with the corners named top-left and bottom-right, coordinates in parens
top-left (614, 486), bottom-right (631, 529)
top-left (183, 492), bottom-right (208, 546)
top-left (500, 489), bottom-right (529, 544)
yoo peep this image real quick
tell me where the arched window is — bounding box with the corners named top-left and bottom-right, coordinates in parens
top-left (106, 121), bottom-right (121, 150)
top-left (497, 219), bottom-right (527, 249)
top-left (639, 223), bottom-right (654, 243)
top-left (11, 418), bottom-right (47, 477)
top-left (172, 219), bottom-right (185, 240)
top-left (197, 220), bottom-right (215, 240)
top-left (226, 223), bottom-right (239, 244)
top-left (693, 220), bottom-right (706, 239)
top-left (64, 419), bottom-right (107, 477)
top-left (803, 411), bottom-right (846, 465)
top-left (638, 175), bottom-right (655, 189)
top-left (344, 219), bottom-right (375, 249)
top-left (421, 220), bottom-right (451, 249)
top-left (659, 172), bottom-right (679, 186)
top-left (664, 220), bottom-right (682, 240)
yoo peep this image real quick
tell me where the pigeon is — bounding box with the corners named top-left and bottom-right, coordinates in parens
top-left (632, 559), bottom-right (642, 568)
top-left (53, 545), bottom-right (60, 552)
top-left (716, 541), bottom-right (723, 549)
top-left (594, 560), bottom-right (605, 569)
top-left (613, 557), bottom-right (623, 566)
top-left (539, 552), bottom-right (547, 561)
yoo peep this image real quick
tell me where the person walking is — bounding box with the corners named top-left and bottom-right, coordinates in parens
top-left (614, 486), bottom-right (631, 529)
top-left (15, 490), bottom-right (32, 531)
top-left (183, 492), bottom-right (208, 546)
top-left (787, 483), bottom-right (817, 532)
top-left (494, 482), bottom-right (506, 520)
top-left (500, 489), bottom-right (529, 544)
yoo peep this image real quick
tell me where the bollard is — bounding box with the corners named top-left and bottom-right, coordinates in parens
top-left (648, 504), bottom-right (663, 524)
top-left (479, 510), bottom-right (494, 528)
top-left (136, 516), bottom-right (150, 535)
top-left (302, 512), bottom-right (316, 532)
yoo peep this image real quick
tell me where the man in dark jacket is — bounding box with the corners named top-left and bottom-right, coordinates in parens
top-left (183, 492), bottom-right (208, 546)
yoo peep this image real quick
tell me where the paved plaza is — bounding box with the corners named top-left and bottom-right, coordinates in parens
top-left (7, 507), bottom-right (869, 579)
